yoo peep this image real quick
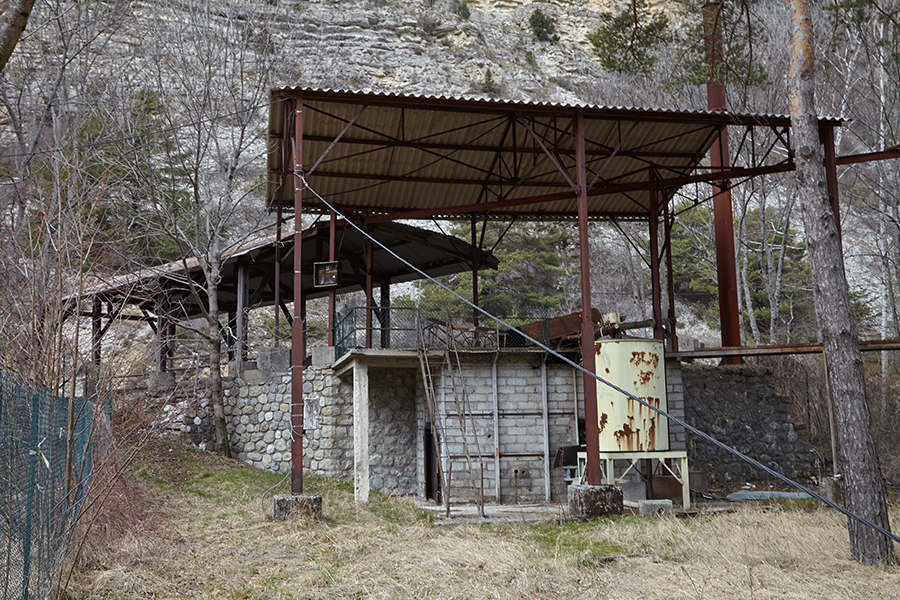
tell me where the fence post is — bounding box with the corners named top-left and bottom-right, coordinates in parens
top-left (21, 390), bottom-right (40, 600)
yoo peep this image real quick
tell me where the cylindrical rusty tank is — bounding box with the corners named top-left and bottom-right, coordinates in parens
top-left (594, 338), bottom-right (668, 452)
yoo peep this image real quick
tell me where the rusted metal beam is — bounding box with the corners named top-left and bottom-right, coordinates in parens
top-left (298, 133), bottom-right (704, 159)
top-left (306, 105), bottom-right (367, 176)
top-left (668, 339), bottom-right (900, 359)
top-left (338, 162), bottom-right (796, 224)
top-left (664, 197), bottom-right (678, 351)
top-left (328, 209), bottom-right (337, 347)
top-left (365, 226), bottom-right (374, 349)
top-left (836, 147), bottom-right (900, 165)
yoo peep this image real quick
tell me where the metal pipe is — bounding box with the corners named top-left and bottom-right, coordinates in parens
top-left (492, 352), bottom-right (501, 503)
top-left (541, 356), bottom-right (551, 501)
top-left (328, 209), bottom-right (336, 346)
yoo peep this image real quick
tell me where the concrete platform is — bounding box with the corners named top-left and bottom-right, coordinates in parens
top-left (415, 500), bottom-right (568, 524)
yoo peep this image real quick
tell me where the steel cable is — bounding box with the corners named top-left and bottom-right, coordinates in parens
top-left (299, 173), bottom-right (900, 546)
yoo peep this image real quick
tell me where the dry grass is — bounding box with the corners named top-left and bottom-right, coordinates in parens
top-left (66, 438), bottom-right (900, 600)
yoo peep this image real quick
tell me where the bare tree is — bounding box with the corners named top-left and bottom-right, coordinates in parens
top-left (787, 0), bottom-right (896, 565)
top-left (130, 0), bottom-right (282, 457)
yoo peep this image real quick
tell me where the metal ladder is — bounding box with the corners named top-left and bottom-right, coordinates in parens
top-left (417, 315), bottom-right (487, 517)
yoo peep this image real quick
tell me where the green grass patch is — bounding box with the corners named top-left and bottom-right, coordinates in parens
top-left (528, 519), bottom-right (628, 560)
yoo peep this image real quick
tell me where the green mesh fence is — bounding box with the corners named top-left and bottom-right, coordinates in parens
top-left (0, 373), bottom-right (93, 600)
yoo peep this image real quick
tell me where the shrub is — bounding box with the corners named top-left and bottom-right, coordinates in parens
top-left (450, 0), bottom-right (470, 20)
top-left (529, 8), bottom-right (558, 42)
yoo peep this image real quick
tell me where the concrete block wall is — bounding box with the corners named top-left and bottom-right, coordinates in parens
top-left (423, 355), bottom-right (582, 503)
top-left (665, 359), bottom-right (687, 452)
top-left (185, 351), bottom-right (689, 503)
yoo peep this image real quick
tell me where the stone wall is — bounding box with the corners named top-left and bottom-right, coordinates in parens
top-left (368, 368), bottom-right (418, 495)
top-left (222, 371), bottom-right (293, 473)
top-left (302, 362), bottom-right (354, 480)
top-left (681, 364), bottom-right (814, 483)
top-left (181, 350), bottom-right (694, 502)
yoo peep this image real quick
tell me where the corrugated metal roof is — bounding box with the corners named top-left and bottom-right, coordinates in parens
top-left (267, 88), bottom-right (805, 220)
top-left (69, 221), bottom-right (498, 317)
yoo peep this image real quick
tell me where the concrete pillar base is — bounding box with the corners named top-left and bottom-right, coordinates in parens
top-left (273, 494), bottom-right (323, 521)
top-left (567, 484), bottom-right (623, 520)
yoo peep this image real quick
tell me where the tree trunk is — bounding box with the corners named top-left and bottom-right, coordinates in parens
top-left (207, 251), bottom-right (231, 459)
top-left (738, 206), bottom-right (761, 344)
top-left (0, 0), bottom-right (36, 75)
top-left (787, 0), bottom-right (896, 565)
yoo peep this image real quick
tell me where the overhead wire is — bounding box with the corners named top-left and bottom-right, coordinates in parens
top-left (298, 172), bottom-right (900, 547)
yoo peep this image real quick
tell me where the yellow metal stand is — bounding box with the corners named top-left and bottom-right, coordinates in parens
top-left (577, 451), bottom-right (690, 509)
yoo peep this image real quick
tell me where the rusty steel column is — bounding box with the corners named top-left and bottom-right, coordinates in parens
top-left (704, 2), bottom-right (741, 363)
top-left (327, 209), bottom-right (337, 346)
top-left (274, 204), bottom-right (283, 347)
top-left (290, 95), bottom-right (305, 495)
top-left (576, 109), bottom-right (602, 486)
top-left (471, 215), bottom-right (480, 327)
top-left (664, 199), bottom-right (679, 352)
top-left (649, 170), bottom-right (665, 340)
top-left (820, 121), bottom-right (842, 242)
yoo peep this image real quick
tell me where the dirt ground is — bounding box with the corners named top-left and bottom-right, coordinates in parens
top-left (65, 436), bottom-right (900, 600)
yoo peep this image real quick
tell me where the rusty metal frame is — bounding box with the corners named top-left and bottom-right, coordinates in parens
top-left (262, 87), bottom-right (888, 496)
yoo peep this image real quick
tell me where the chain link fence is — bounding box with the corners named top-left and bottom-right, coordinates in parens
top-left (1, 373), bottom-right (93, 600)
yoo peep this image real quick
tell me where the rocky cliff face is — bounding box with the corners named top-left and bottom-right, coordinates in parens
top-left (257, 0), bottom-right (695, 109)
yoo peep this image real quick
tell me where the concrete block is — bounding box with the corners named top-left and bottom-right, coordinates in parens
top-left (273, 494), bottom-right (323, 520)
top-left (256, 348), bottom-right (291, 372)
top-left (243, 369), bottom-right (262, 385)
top-left (638, 499), bottom-right (673, 518)
top-left (567, 484), bottom-right (623, 520)
top-left (312, 346), bottom-right (336, 366)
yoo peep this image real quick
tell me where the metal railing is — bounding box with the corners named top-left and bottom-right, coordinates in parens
top-left (334, 305), bottom-right (543, 356)
top-left (335, 304), bottom-right (422, 356)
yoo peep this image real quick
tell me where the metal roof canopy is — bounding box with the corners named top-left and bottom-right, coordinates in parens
top-left (267, 88), bottom-right (797, 222)
top-left (71, 220), bottom-right (497, 320)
